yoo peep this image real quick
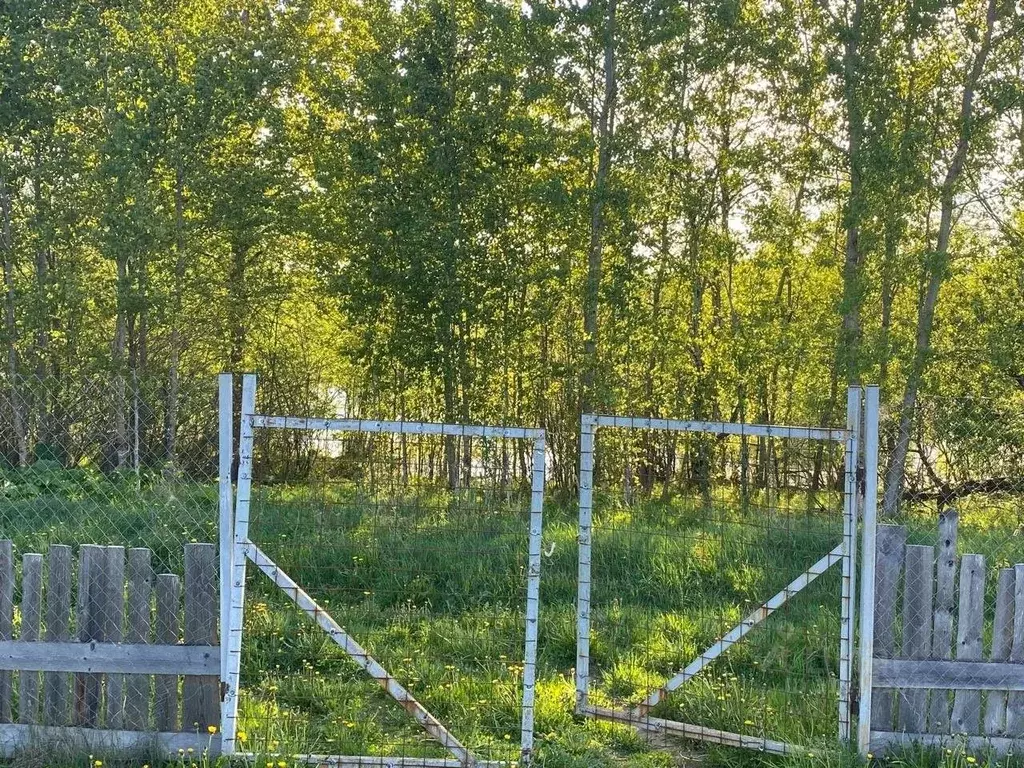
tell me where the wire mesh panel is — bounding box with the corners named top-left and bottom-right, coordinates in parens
top-left (860, 391), bottom-right (1024, 756)
top-left (576, 398), bottom-right (860, 756)
top-left (223, 376), bottom-right (546, 766)
top-left (0, 373), bottom-right (220, 559)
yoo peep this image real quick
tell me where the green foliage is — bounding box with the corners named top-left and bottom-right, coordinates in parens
top-left (2, 0), bottom-right (1019, 484)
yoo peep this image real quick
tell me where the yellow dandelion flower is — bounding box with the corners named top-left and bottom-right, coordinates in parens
top-left (238, 730), bottom-right (248, 742)
top-left (967, 758), bottom-right (977, 765)
top-left (207, 725), bottom-right (218, 734)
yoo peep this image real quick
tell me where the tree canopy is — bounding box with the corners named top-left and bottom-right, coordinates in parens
top-left (1, 0), bottom-right (1022, 492)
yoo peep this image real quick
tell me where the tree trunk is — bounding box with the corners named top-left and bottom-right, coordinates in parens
top-left (31, 155), bottom-right (55, 451)
top-left (165, 167), bottom-right (186, 466)
top-left (0, 174), bottom-right (27, 466)
top-left (836, 0), bottom-right (866, 388)
top-left (112, 255), bottom-right (130, 470)
top-left (882, 0), bottom-right (999, 517)
top-left (582, 0), bottom-right (617, 415)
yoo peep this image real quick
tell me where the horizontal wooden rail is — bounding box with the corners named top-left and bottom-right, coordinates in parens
top-left (871, 730), bottom-right (1024, 757)
top-left (0, 641), bottom-right (220, 675)
top-left (0, 723), bottom-right (221, 757)
top-left (874, 658), bottom-right (1024, 691)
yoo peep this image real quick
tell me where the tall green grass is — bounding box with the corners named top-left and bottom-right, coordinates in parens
top-left (3, 474), bottom-right (1024, 767)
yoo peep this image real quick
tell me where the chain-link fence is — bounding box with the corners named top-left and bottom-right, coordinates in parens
top-left (863, 392), bottom-right (1024, 752)
top-left (0, 373), bottom-right (220, 564)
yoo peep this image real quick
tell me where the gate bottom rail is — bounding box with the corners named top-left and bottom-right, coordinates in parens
top-left (582, 704), bottom-right (803, 756)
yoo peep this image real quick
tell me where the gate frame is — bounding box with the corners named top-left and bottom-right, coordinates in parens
top-left (219, 374), bottom-right (547, 767)
top-left (854, 385), bottom-right (883, 755)
top-left (575, 386), bottom-right (865, 753)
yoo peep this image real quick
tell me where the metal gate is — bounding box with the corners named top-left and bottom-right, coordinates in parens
top-left (575, 387), bottom-right (871, 754)
top-left (220, 374), bottom-right (546, 767)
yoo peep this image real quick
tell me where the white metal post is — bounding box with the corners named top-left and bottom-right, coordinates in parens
top-left (222, 373), bottom-right (256, 755)
top-left (217, 373), bottom-right (234, 734)
top-left (857, 386), bottom-right (881, 755)
top-left (575, 415), bottom-right (596, 712)
top-left (520, 434), bottom-right (546, 767)
top-left (839, 386), bottom-right (862, 742)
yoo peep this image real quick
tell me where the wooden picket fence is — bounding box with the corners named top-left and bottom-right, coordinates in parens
top-left (0, 541), bottom-right (220, 757)
top-left (868, 511), bottom-right (1024, 754)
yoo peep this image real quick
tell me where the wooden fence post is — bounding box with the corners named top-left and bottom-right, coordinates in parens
top-left (950, 554), bottom-right (985, 734)
top-left (984, 568), bottom-right (1015, 735)
top-left (18, 553), bottom-right (43, 724)
top-left (75, 544), bottom-right (103, 727)
top-left (184, 543), bottom-right (218, 730)
top-left (155, 573), bottom-right (182, 732)
top-left (104, 546), bottom-right (126, 728)
top-left (1006, 566), bottom-right (1024, 735)
top-left (898, 544), bottom-right (935, 733)
top-left (125, 548), bottom-right (153, 730)
top-left (0, 541), bottom-right (13, 723)
top-left (44, 544), bottom-right (72, 725)
top-left (871, 525), bottom-right (907, 730)
top-left (929, 510), bottom-right (958, 732)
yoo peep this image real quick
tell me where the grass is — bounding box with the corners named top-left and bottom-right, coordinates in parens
top-left (3, 467), bottom-right (1024, 767)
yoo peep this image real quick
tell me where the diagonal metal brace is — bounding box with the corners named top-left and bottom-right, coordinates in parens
top-left (636, 541), bottom-right (845, 715)
top-left (242, 541), bottom-right (476, 767)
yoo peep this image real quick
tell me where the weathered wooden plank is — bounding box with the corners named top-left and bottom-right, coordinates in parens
top-left (950, 554), bottom-right (985, 734)
top-left (43, 545), bottom-right (72, 726)
top-left (155, 574), bottom-right (180, 731)
top-left (871, 525), bottom-right (907, 731)
top-left (985, 568), bottom-right (1015, 735)
top-left (1006, 565), bottom-right (1024, 735)
top-left (0, 541), bottom-right (12, 723)
top-left (0, 722), bottom-right (221, 758)
top-left (183, 543), bottom-right (218, 730)
top-left (898, 544), bottom-right (935, 733)
top-left (124, 548), bottom-right (152, 730)
top-left (74, 545), bottom-right (103, 727)
top-left (874, 659), bottom-right (1024, 690)
top-left (103, 546), bottom-right (125, 728)
top-left (17, 554), bottom-right (42, 725)
top-left (870, 729), bottom-right (1024, 757)
top-left (0, 642), bottom-right (218, 675)
top-left (928, 510), bottom-right (958, 733)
